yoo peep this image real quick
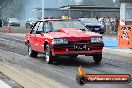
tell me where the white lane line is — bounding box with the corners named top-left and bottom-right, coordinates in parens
top-left (0, 80), bottom-right (11, 88)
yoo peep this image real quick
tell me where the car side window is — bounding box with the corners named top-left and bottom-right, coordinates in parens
top-left (36, 22), bottom-right (44, 34)
top-left (44, 22), bottom-right (52, 32)
top-left (31, 22), bottom-right (40, 34)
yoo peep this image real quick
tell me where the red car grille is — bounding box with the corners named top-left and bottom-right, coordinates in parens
top-left (69, 40), bottom-right (90, 44)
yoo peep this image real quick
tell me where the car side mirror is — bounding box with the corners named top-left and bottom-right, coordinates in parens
top-left (30, 25), bottom-right (34, 29)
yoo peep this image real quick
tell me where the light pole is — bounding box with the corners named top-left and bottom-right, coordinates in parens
top-left (26, 7), bottom-right (28, 21)
top-left (113, 0), bottom-right (116, 3)
top-left (0, 6), bottom-right (2, 27)
top-left (42, 0), bottom-right (44, 19)
top-left (59, 0), bottom-right (62, 7)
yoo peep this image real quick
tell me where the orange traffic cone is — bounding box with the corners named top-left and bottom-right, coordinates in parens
top-left (7, 26), bottom-right (13, 33)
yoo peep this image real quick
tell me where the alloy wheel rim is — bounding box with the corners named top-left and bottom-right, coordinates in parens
top-left (28, 47), bottom-right (31, 55)
top-left (46, 50), bottom-right (50, 62)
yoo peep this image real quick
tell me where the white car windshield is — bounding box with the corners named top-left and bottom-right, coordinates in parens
top-left (9, 18), bottom-right (19, 22)
top-left (81, 18), bottom-right (99, 24)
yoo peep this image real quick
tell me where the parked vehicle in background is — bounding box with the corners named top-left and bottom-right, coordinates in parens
top-left (25, 19), bottom-right (104, 64)
top-left (79, 18), bottom-right (104, 34)
top-left (8, 18), bottom-right (20, 27)
top-left (3, 19), bottom-right (8, 26)
top-left (25, 18), bottom-right (39, 28)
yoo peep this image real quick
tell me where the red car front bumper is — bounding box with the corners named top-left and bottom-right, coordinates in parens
top-left (52, 49), bottom-right (102, 56)
top-left (51, 43), bottom-right (104, 56)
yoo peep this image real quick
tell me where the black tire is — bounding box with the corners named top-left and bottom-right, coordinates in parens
top-left (28, 44), bottom-right (38, 57)
top-left (45, 45), bottom-right (54, 64)
top-left (100, 32), bottom-right (104, 34)
top-left (93, 54), bottom-right (102, 63)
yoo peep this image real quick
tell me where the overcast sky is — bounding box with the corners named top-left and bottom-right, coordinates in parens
top-left (75, 0), bottom-right (82, 2)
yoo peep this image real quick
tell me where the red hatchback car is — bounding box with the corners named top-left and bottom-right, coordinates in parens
top-left (25, 19), bottom-right (104, 64)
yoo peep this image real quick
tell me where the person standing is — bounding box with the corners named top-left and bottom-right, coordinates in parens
top-left (62, 14), bottom-right (68, 19)
top-left (0, 19), bottom-right (2, 27)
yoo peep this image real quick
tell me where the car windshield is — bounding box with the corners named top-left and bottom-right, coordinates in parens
top-left (82, 18), bottom-right (99, 24)
top-left (50, 20), bottom-right (86, 31)
top-left (9, 18), bottom-right (18, 21)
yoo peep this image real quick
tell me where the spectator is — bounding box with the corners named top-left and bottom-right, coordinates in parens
top-left (62, 14), bottom-right (68, 19)
top-left (97, 16), bottom-right (119, 33)
top-left (0, 19), bottom-right (2, 27)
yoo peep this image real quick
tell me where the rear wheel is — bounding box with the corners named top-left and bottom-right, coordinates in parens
top-left (45, 45), bottom-right (54, 64)
top-left (28, 44), bottom-right (38, 57)
top-left (93, 54), bottom-right (102, 63)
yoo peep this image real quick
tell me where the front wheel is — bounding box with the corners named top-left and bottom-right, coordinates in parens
top-left (28, 44), bottom-right (38, 57)
top-left (45, 45), bottom-right (54, 64)
top-left (93, 54), bottom-right (102, 63)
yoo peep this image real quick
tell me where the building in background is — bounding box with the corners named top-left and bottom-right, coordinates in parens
top-left (0, 0), bottom-right (120, 21)
top-left (80, 0), bottom-right (120, 17)
top-left (81, 0), bottom-right (119, 6)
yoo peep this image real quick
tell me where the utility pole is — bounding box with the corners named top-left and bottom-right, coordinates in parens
top-left (42, 0), bottom-right (44, 19)
top-left (0, 6), bottom-right (2, 27)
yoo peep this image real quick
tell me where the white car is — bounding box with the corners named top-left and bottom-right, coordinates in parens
top-left (79, 18), bottom-right (104, 34)
top-left (8, 18), bottom-right (20, 27)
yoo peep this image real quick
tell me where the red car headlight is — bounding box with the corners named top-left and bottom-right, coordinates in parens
top-left (91, 37), bottom-right (102, 43)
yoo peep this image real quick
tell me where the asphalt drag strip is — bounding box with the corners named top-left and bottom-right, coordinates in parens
top-left (0, 33), bottom-right (132, 88)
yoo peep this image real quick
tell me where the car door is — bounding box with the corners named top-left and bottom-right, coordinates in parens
top-left (35, 22), bottom-right (44, 53)
top-left (30, 22), bottom-right (40, 51)
top-left (42, 22), bottom-right (53, 52)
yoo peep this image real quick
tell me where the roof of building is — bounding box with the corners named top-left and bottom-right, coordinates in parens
top-left (120, 0), bottom-right (132, 3)
top-left (81, 0), bottom-right (119, 6)
top-left (60, 5), bottom-right (120, 12)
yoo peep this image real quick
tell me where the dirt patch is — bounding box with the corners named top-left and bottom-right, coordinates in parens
top-left (0, 26), bottom-right (30, 33)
